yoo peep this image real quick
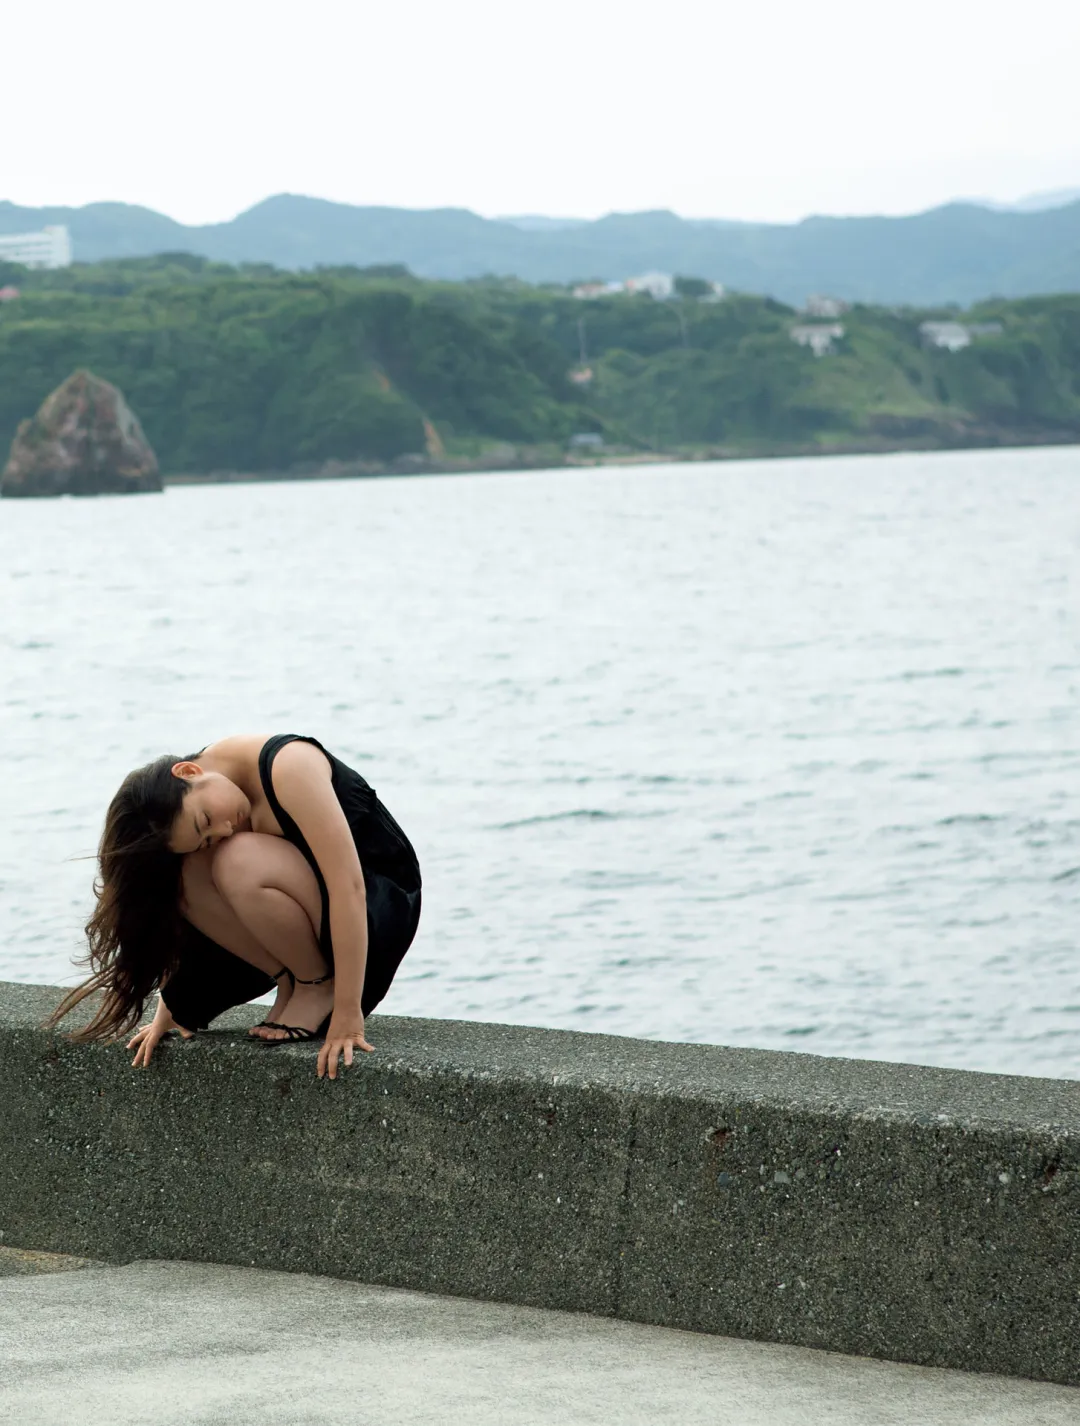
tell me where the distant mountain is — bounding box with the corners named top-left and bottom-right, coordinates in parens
top-left (5, 193), bottom-right (1080, 305)
top-left (977, 187), bottom-right (1080, 214)
top-left (496, 215), bottom-right (588, 232)
top-left (0, 199), bottom-right (188, 257)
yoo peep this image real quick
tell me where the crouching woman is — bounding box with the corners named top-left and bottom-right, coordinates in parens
top-left (49, 733), bottom-right (421, 1080)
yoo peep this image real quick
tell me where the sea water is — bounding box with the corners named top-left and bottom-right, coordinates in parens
top-left (1, 447), bottom-right (1077, 1078)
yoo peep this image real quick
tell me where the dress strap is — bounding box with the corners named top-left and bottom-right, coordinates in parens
top-left (257, 734), bottom-right (333, 833)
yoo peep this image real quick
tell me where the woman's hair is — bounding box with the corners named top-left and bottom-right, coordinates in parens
top-left (48, 754), bottom-right (191, 1042)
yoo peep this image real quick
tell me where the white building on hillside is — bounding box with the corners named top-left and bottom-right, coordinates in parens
top-left (919, 320), bottom-right (971, 352)
top-left (0, 225), bottom-right (73, 269)
top-left (625, 271), bottom-right (675, 300)
top-left (791, 323), bottom-right (845, 356)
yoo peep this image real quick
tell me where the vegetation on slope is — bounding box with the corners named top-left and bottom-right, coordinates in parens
top-left (1, 256), bottom-right (1079, 474)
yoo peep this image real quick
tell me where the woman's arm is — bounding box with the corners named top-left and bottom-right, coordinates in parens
top-left (269, 740), bottom-right (372, 1076)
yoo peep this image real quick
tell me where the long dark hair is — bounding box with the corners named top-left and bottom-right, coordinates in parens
top-left (48, 754), bottom-right (191, 1041)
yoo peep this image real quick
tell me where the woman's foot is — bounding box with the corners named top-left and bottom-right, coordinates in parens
top-left (248, 969), bottom-right (294, 1038)
top-left (258, 975), bottom-right (335, 1042)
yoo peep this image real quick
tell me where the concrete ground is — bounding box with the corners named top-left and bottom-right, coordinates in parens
top-left (1, 1253), bottom-right (1078, 1426)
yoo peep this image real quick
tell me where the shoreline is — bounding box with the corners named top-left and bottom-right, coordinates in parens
top-left (162, 428), bottom-right (1080, 486)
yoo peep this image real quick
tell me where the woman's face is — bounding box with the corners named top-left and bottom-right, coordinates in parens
top-left (168, 767), bottom-right (251, 854)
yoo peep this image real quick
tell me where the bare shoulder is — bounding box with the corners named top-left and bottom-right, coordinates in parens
top-left (272, 737), bottom-right (333, 785)
top-left (200, 733), bottom-right (272, 766)
top-left (271, 739), bottom-right (343, 829)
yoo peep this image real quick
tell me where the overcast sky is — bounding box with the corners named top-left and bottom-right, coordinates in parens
top-left (5, 0), bottom-right (1078, 225)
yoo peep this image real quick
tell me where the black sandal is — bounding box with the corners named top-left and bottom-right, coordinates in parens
top-left (249, 967), bottom-right (294, 1034)
top-left (259, 972), bottom-right (333, 1044)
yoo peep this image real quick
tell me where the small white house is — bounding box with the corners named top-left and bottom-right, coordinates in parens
top-left (625, 271), bottom-right (675, 300)
top-left (804, 294), bottom-right (848, 318)
top-left (0, 225), bottom-right (72, 269)
top-left (919, 321), bottom-right (971, 352)
top-left (791, 323), bottom-right (845, 357)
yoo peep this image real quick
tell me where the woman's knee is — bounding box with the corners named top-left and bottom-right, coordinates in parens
top-left (210, 832), bottom-right (321, 927)
top-left (209, 831), bottom-right (277, 899)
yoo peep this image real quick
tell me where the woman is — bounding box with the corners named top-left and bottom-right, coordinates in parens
top-left (49, 733), bottom-right (421, 1080)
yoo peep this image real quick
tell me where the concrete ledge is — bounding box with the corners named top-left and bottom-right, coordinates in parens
top-left (1, 981), bottom-right (1078, 1384)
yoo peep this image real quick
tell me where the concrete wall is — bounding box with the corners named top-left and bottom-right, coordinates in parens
top-left (1, 981), bottom-right (1078, 1385)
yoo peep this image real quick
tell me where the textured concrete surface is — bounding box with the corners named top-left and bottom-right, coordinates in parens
top-left (2, 1260), bottom-right (1079, 1426)
top-left (2, 980), bottom-right (1079, 1386)
top-left (0, 1245), bottom-right (102, 1277)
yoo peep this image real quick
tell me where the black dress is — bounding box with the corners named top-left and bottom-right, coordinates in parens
top-left (162, 734), bottom-right (422, 1032)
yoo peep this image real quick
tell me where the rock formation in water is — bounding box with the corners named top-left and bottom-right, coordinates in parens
top-left (1, 369), bottom-right (162, 497)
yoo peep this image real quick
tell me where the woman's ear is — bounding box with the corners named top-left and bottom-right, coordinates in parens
top-left (171, 761), bottom-right (202, 780)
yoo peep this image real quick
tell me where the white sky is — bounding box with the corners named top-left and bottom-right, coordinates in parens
top-left (5, 0), bottom-right (1079, 225)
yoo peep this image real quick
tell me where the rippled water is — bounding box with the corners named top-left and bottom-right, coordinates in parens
top-left (1, 448), bottom-right (1078, 1078)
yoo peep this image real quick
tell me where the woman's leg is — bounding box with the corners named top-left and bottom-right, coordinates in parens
top-left (180, 844), bottom-right (284, 978)
top-left (204, 832), bottom-right (334, 1040)
top-left (179, 833), bottom-right (327, 1035)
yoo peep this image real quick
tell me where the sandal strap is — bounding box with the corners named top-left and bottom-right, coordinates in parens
top-left (293, 971), bottom-right (333, 985)
top-left (264, 1024), bottom-right (318, 1042)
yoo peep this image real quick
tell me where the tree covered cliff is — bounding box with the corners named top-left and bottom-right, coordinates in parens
top-left (2, 255), bottom-right (1079, 474)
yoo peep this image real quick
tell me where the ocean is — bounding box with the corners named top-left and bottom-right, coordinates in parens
top-left (2, 446), bottom-right (1078, 1078)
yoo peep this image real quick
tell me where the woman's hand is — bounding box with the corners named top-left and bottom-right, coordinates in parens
top-left (318, 1008), bottom-right (374, 1080)
top-left (126, 996), bottom-right (193, 1068)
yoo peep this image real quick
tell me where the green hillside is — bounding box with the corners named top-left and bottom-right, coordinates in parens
top-left (1, 256), bottom-right (1079, 475)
